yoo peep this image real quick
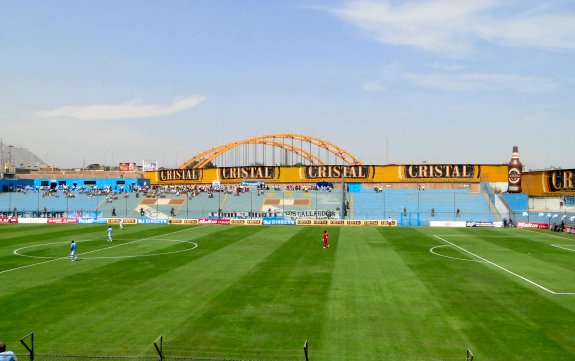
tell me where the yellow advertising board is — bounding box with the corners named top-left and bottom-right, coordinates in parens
top-left (522, 169), bottom-right (575, 196)
top-left (146, 164), bottom-right (509, 185)
top-left (107, 218), bottom-right (137, 224)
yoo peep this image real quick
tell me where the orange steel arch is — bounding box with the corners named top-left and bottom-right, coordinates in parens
top-left (194, 140), bottom-right (325, 169)
top-left (178, 133), bottom-right (362, 169)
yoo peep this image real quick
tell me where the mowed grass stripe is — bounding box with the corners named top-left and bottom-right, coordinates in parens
top-left (417, 227), bottom-right (575, 360)
top-left (3, 225), bottom-right (575, 360)
top-left (0, 224), bottom-right (167, 270)
top-left (0, 225), bottom-right (205, 294)
top-left (0, 225), bottom-right (264, 351)
top-left (319, 227), bottom-right (469, 361)
top-left (162, 226), bottom-right (337, 360)
top-left (432, 228), bottom-right (575, 294)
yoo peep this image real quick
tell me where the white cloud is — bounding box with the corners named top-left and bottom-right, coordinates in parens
top-left (36, 95), bottom-right (206, 120)
top-left (402, 71), bottom-right (557, 93)
top-left (330, 0), bottom-right (575, 56)
top-left (362, 80), bottom-right (386, 92)
top-left (427, 62), bottom-right (466, 72)
top-left (476, 14), bottom-right (575, 51)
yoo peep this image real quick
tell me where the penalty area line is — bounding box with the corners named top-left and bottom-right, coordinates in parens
top-left (433, 235), bottom-right (575, 296)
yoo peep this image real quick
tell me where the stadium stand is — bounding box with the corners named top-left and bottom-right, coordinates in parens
top-left (350, 188), bottom-right (496, 225)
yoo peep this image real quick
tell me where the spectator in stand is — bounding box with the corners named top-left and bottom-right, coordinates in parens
top-left (0, 342), bottom-right (18, 361)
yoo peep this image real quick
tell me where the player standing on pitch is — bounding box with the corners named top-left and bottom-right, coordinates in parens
top-left (69, 240), bottom-right (77, 261)
top-left (323, 230), bottom-right (330, 249)
top-left (107, 226), bottom-right (113, 242)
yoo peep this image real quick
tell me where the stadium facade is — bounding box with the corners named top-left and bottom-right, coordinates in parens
top-left (1, 134), bottom-right (574, 228)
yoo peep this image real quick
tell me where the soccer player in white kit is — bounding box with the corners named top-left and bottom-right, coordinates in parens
top-left (107, 226), bottom-right (113, 242)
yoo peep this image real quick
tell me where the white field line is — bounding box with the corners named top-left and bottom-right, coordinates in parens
top-left (429, 245), bottom-right (484, 263)
top-left (1, 226), bottom-right (204, 276)
top-left (524, 229), bottom-right (575, 241)
top-left (433, 235), bottom-right (575, 296)
top-left (433, 234), bottom-right (563, 238)
top-left (551, 244), bottom-right (575, 252)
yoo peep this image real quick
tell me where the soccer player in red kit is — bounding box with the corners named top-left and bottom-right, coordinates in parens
top-left (323, 230), bottom-right (330, 248)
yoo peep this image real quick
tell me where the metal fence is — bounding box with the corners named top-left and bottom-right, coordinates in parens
top-left (15, 334), bottom-right (306, 361)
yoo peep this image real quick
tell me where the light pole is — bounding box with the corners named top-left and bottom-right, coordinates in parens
top-left (37, 188), bottom-right (40, 217)
top-left (218, 190), bottom-right (221, 219)
top-left (315, 190), bottom-right (318, 219)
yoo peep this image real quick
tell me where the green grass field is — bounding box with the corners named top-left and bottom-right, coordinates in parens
top-left (2, 224), bottom-right (575, 360)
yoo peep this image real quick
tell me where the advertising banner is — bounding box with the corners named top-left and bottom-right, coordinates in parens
top-left (242, 180), bottom-right (262, 187)
top-left (466, 221), bottom-right (503, 228)
top-left (78, 218), bottom-right (108, 224)
top-left (107, 218), bottom-right (137, 225)
top-left (430, 221), bottom-right (467, 227)
top-left (119, 162), bottom-right (137, 171)
top-left (198, 218), bottom-right (231, 225)
top-left (137, 218), bottom-right (169, 224)
top-left (18, 218), bottom-right (48, 224)
top-left (402, 164), bottom-right (479, 181)
top-left (220, 166), bottom-right (277, 180)
top-left (169, 219), bottom-right (199, 225)
top-left (263, 218), bottom-right (296, 225)
top-left (303, 165), bottom-right (373, 180)
top-left (547, 169), bottom-right (575, 192)
top-left (47, 218), bottom-right (78, 224)
top-left (143, 160), bottom-right (159, 171)
top-left (294, 219), bottom-right (392, 226)
top-left (284, 210), bottom-right (338, 220)
top-left (0, 218), bottom-right (18, 224)
top-left (159, 169), bottom-right (202, 182)
top-left (231, 219), bottom-right (263, 225)
top-left (515, 222), bottom-right (549, 229)
top-left (346, 220), bottom-right (362, 226)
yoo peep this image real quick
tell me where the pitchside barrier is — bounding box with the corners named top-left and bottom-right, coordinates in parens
top-left (15, 333), bottom-right (475, 360)
top-left (16, 333), bottom-right (307, 361)
top-left (166, 218), bottom-right (398, 226)
top-left (1, 216), bottom-right (397, 226)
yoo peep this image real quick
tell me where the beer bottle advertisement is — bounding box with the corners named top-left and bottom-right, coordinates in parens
top-left (508, 146), bottom-right (522, 193)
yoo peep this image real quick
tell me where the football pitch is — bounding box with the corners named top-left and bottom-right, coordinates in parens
top-left (2, 224), bottom-right (575, 360)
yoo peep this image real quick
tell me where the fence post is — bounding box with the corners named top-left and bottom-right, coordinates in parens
top-left (154, 335), bottom-right (163, 361)
top-left (19, 332), bottom-right (34, 361)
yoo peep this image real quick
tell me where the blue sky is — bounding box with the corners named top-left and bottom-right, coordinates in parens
top-left (1, 0), bottom-right (574, 170)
